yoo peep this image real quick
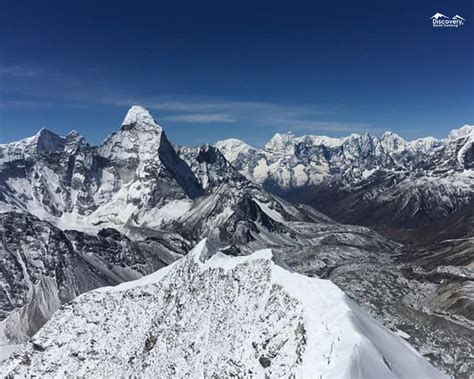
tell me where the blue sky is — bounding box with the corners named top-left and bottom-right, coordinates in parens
top-left (1, 0), bottom-right (473, 147)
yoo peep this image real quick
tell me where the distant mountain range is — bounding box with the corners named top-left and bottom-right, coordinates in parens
top-left (216, 125), bottom-right (474, 245)
top-left (0, 106), bottom-right (472, 376)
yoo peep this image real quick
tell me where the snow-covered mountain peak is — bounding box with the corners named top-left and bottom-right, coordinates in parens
top-left (214, 138), bottom-right (255, 161)
top-left (409, 136), bottom-right (441, 152)
top-left (0, 128), bottom-right (83, 164)
top-left (2, 239), bottom-right (446, 378)
top-left (0, 127), bottom-right (65, 156)
top-left (264, 131), bottom-right (296, 151)
top-left (380, 131), bottom-right (407, 151)
top-left (347, 132), bottom-right (363, 140)
top-left (66, 129), bottom-right (81, 138)
top-left (101, 106), bottom-right (165, 162)
top-left (304, 135), bottom-right (344, 147)
top-left (30, 127), bottom-right (65, 153)
top-left (64, 130), bottom-right (86, 153)
top-left (381, 131), bottom-right (403, 140)
top-left (121, 105), bottom-right (160, 129)
top-left (215, 138), bottom-right (254, 149)
top-left (448, 124), bottom-right (474, 140)
top-left (98, 108), bottom-right (204, 202)
top-left (65, 129), bottom-right (85, 143)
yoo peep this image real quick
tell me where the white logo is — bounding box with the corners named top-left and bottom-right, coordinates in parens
top-left (431, 13), bottom-right (466, 27)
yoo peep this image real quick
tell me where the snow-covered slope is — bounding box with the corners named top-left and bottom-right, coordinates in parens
top-left (0, 212), bottom-right (188, 346)
top-left (1, 240), bottom-right (446, 378)
top-left (0, 128), bottom-right (83, 164)
top-left (215, 126), bottom-right (474, 238)
top-left (0, 106), bottom-right (203, 232)
top-left (214, 138), bottom-right (256, 162)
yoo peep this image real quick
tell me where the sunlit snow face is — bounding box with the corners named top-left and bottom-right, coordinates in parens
top-left (1, 240), bottom-right (446, 379)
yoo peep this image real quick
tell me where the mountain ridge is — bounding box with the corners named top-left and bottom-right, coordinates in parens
top-left (2, 239), bottom-right (446, 378)
top-left (215, 125), bottom-right (474, 244)
top-left (0, 106), bottom-right (472, 376)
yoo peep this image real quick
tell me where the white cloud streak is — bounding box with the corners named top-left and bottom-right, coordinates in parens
top-left (100, 97), bottom-right (373, 133)
top-left (0, 65), bottom-right (42, 78)
top-left (162, 113), bottom-right (236, 123)
top-left (0, 99), bottom-right (53, 109)
top-left (1, 68), bottom-right (377, 135)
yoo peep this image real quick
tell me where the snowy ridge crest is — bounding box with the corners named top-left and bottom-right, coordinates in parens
top-left (448, 124), bottom-right (474, 140)
top-left (2, 240), bottom-right (446, 378)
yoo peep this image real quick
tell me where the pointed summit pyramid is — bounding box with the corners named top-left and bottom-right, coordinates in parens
top-left (100, 105), bottom-right (164, 161)
top-left (121, 105), bottom-right (160, 129)
top-left (264, 132), bottom-right (296, 151)
top-left (100, 105), bottom-right (204, 199)
top-left (28, 128), bottom-right (65, 154)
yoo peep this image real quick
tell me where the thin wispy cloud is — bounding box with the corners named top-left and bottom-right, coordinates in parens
top-left (1, 65), bottom-right (86, 105)
top-left (103, 97), bottom-right (336, 116)
top-left (0, 65), bottom-right (42, 78)
top-left (280, 121), bottom-right (379, 133)
top-left (1, 65), bottom-right (375, 136)
top-left (163, 114), bottom-right (236, 123)
top-left (1, 70), bottom-right (378, 137)
top-left (99, 96), bottom-right (374, 134)
top-left (0, 99), bottom-right (53, 109)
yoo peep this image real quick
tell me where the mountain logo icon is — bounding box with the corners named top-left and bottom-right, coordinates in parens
top-left (430, 13), bottom-right (447, 20)
top-left (431, 12), bottom-right (466, 27)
